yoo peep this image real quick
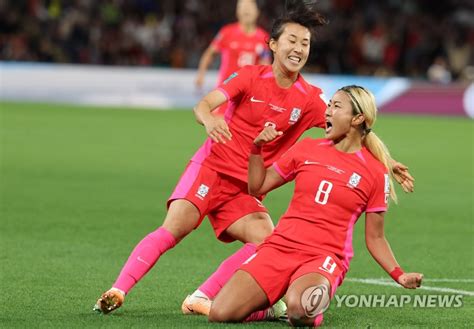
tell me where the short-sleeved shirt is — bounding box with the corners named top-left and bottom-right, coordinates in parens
top-left (191, 65), bottom-right (327, 182)
top-left (212, 23), bottom-right (270, 85)
top-left (267, 138), bottom-right (390, 270)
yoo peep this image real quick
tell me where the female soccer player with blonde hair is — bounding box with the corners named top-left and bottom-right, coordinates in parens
top-left (94, 0), bottom-right (414, 316)
top-left (209, 86), bottom-right (423, 327)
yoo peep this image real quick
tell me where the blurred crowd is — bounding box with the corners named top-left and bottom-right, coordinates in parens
top-left (1, 0), bottom-right (473, 82)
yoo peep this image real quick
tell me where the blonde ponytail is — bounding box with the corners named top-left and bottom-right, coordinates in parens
top-left (339, 85), bottom-right (398, 203)
top-left (364, 132), bottom-right (398, 203)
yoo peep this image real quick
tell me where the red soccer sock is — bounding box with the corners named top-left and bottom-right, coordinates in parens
top-left (113, 227), bottom-right (176, 293)
top-left (199, 243), bottom-right (257, 299)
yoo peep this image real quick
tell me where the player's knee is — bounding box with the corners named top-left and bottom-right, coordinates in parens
top-left (162, 200), bottom-right (200, 240)
top-left (287, 284), bottom-right (330, 327)
top-left (286, 295), bottom-right (309, 326)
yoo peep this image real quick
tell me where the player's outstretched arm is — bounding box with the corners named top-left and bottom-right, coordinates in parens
top-left (248, 127), bottom-right (285, 196)
top-left (365, 212), bottom-right (423, 289)
top-left (193, 90), bottom-right (232, 143)
top-left (196, 45), bottom-right (217, 89)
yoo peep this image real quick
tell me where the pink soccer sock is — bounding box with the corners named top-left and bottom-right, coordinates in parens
top-left (314, 313), bottom-right (324, 327)
top-left (112, 227), bottom-right (176, 294)
top-left (198, 243), bottom-right (257, 299)
top-left (245, 309), bottom-right (268, 322)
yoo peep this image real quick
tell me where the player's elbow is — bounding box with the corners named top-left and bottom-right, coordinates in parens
top-left (248, 186), bottom-right (262, 197)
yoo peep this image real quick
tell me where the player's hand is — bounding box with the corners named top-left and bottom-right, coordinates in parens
top-left (398, 272), bottom-right (423, 289)
top-left (204, 116), bottom-right (232, 144)
top-left (391, 161), bottom-right (415, 193)
top-left (254, 126), bottom-right (283, 146)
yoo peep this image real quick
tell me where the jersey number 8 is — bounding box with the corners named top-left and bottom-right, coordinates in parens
top-left (315, 180), bottom-right (333, 205)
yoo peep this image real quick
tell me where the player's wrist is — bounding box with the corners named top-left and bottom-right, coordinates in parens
top-left (389, 266), bottom-right (405, 284)
top-left (250, 143), bottom-right (262, 155)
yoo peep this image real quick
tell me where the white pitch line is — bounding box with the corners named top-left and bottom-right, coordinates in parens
top-left (349, 278), bottom-right (474, 283)
top-left (346, 278), bottom-right (474, 297)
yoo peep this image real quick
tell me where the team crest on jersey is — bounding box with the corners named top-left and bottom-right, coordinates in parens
top-left (223, 72), bottom-right (238, 85)
top-left (348, 173), bottom-right (361, 188)
top-left (196, 184), bottom-right (210, 199)
top-left (289, 108), bottom-right (301, 124)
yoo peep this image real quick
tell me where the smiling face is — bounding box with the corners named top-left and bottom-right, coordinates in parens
top-left (325, 90), bottom-right (365, 142)
top-left (269, 22), bottom-right (311, 73)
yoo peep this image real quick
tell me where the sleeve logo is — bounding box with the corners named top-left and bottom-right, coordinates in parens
top-left (223, 72), bottom-right (238, 85)
top-left (384, 174), bottom-right (390, 193)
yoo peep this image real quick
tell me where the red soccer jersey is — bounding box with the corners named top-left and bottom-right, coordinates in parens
top-left (191, 65), bottom-right (327, 182)
top-left (212, 23), bottom-right (270, 85)
top-left (268, 138), bottom-right (390, 270)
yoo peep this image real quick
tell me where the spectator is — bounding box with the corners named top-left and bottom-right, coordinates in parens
top-left (0, 0), bottom-right (471, 80)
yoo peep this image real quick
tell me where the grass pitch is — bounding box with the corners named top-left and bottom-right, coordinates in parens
top-left (0, 101), bottom-right (473, 328)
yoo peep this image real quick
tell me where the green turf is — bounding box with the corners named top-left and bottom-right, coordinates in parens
top-left (1, 101), bottom-right (473, 328)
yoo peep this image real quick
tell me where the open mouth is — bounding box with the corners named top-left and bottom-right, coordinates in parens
top-left (288, 56), bottom-right (301, 64)
top-left (325, 121), bottom-right (333, 133)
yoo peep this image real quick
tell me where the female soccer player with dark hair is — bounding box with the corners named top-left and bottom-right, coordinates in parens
top-left (208, 86), bottom-right (423, 327)
top-left (94, 1), bottom-right (414, 315)
top-left (195, 0), bottom-right (270, 89)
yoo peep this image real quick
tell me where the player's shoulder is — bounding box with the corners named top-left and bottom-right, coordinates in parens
top-left (362, 148), bottom-right (388, 175)
top-left (296, 137), bottom-right (327, 149)
top-left (240, 64), bottom-right (267, 74)
top-left (226, 64), bottom-right (267, 83)
top-left (305, 80), bottom-right (324, 97)
top-left (296, 74), bottom-right (324, 97)
top-left (246, 64), bottom-right (272, 77)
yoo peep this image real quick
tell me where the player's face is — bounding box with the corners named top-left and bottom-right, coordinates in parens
top-left (270, 23), bottom-right (311, 73)
top-left (236, 0), bottom-right (259, 25)
top-left (325, 91), bottom-right (361, 141)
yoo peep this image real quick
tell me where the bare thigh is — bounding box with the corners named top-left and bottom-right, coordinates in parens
top-left (209, 270), bottom-right (269, 322)
top-left (225, 212), bottom-right (274, 244)
top-left (162, 199), bottom-right (201, 242)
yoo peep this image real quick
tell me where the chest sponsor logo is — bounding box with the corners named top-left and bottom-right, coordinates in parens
top-left (269, 103), bottom-right (287, 112)
top-left (289, 108), bottom-right (301, 124)
top-left (348, 172), bottom-right (362, 188)
top-left (326, 165), bottom-right (344, 174)
top-left (304, 161), bottom-right (345, 174)
top-left (250, 96), bottom-right (265, 103)
top-left (196, 184), bottom-right (210, 199)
